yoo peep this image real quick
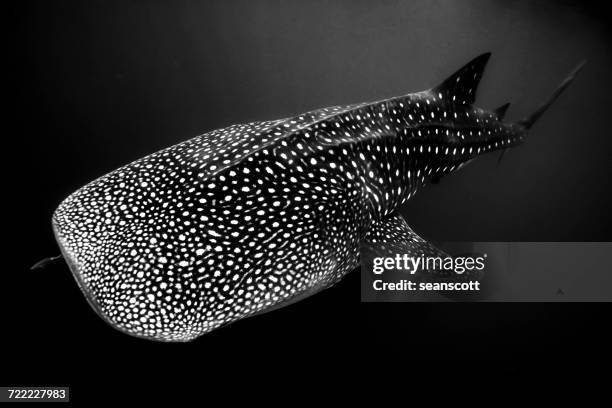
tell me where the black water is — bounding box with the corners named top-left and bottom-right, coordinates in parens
top-left (7, 0), bottom-right (611, 397)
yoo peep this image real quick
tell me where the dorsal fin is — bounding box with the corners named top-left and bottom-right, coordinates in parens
top-left (433, 52), bottom-right (491, 105)
top-left (494, 102), bottom-right (511, 120)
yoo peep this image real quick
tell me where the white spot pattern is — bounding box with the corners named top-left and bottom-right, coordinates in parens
top-left (53, 53), bottom-right (528, 341)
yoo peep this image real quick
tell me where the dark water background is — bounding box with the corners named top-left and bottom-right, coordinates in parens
top-left (7, 0), bottom-right (611, 396)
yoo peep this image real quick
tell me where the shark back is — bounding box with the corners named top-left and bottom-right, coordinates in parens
top-left (51, 52), bottom-right (583, 341)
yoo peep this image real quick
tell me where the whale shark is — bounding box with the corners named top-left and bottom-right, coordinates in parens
top-left (49, 53), bottom-right (583, 341)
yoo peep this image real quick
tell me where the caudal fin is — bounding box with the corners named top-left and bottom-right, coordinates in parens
top-left (519, 61), bottom-right (586, 129)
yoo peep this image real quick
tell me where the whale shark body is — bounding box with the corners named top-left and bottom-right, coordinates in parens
top-left (51, 53), bottom-right (582, 341)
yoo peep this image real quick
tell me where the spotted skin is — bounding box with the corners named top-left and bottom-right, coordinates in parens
top-left (362, 212), bottom-right (481, 282)
top-left (52, 53), bottom-right (581, 341)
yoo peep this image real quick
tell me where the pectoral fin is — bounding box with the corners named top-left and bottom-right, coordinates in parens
top-left (361, 212), bottom-right (484, 298)
top-left (362, 212), bottom-right (452, 275)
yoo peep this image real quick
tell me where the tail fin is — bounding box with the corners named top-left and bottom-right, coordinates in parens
top-left (519, 61), bottom-right (586, 129)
